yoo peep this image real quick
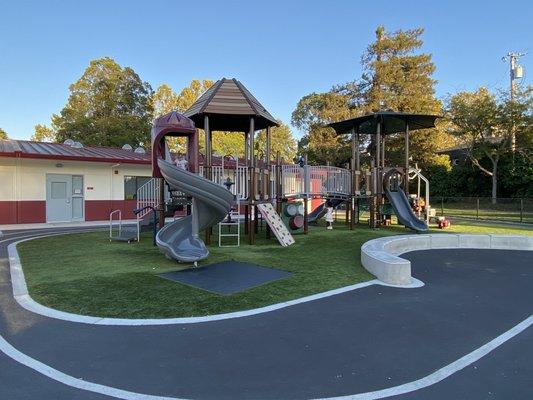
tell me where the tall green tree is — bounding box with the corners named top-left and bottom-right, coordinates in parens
top-left (291, 91), bottom-right (353, 165)
top-left (293, 26), bottom-right (454, 168)
top-left (151, 84), bottom-right (181, 117)
top-left (359, 26), bottom-right (440, 113)
top-left (153, 80), bottom-right (298, 160)
top-left (255, 121), bottom-right (298, 162)
top-left (0, 128), bottom-right (7, 139)
top-left (446, 86), bottom-right (532, 202)
top-left (31, 124), bottom-right (56, 142)
top-left (53, 57), bottom-right (153, 147)
top-left (152, 80), bottom-right (215, 117)
top-left (176, 79), bottom-right (214, 112)
top-left (153, 80), bottom-right (215, 153)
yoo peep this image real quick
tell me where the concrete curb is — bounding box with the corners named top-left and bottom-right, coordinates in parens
top-left (8, 232), bottom-right (424, 326)
top-left (361, 234), bottom-right (533, 286)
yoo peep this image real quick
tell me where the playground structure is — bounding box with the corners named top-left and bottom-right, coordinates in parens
top-left (149, 111), bottom-right (234, 262)
top-left (327, 112), bottom-right (439, 230)
top-left (109, 79), bottom-right (439, 261)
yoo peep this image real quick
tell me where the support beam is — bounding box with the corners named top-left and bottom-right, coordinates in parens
top-left (244, 131), bottom-right (249, 166)
top-left (249, 117), bottom-right (256, 245)
top-left (303, 197), bottom-right (309, 234)
top-left (369, 159), bottom-right (376, 228)
top-left (264, 126), bottom-right (272, 236)
top-left (375, 120), bottom-right (382, 227)
top-left (204, 115), bottom-right (212, 179)
top-left (351, 128), bottom-right (357, 167)
top-left (345, 202), bottom-right (350, 226)
top-left (381, 136), bottom-right (385, 169)
top-left (355, 132), bottom-right (360, 170)
top-left (158, 177), bottom-right (165, 230)
top-left (275, 151), bottom-right (282, 214)
top-left (405, 123), bottom-right (410, 196)
top-left (265, 125), bottom-right (272, 202)
top-left (352, 129), bottom-right (360, 229)
top-left (188, 130), bottom-right (199, 174)
top-left (265, 126), bottom-right (271, 167)
top-left (204, 115), bottom-right (212, 244)
top-left (249, 117), bottom-right (255, 168)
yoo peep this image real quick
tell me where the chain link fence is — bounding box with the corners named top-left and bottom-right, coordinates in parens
top-left (436, 197), bottom-right (533, 224)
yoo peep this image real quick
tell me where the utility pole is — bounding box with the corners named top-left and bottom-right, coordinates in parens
top-left (502, 52), bottom-right (525, 151)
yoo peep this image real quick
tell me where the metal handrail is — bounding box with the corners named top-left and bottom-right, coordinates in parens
top-left (109, 209), bottom-right (122, 240)
top-left (409, 166), bottom-right (430, 225)
top-left (136, 178), bottom-right (161, 241)
top-left (133, 205), bottom-right (157, 246)
top-left (137, 178), bottom-right (160, 220)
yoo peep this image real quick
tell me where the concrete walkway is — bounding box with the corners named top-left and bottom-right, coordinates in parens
top-left (0, 220), bottom-right (137, 231)
top-left (0, 228), bottom-right (531, 399)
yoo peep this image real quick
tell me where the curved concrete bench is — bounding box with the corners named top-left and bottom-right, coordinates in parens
top-left (361, 234), bottom-right (533, 286)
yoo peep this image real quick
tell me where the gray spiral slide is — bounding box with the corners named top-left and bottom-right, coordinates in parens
top-left (156, 158), bottom-right (234, 262)
top-left (385, 188), bottom-right (428, 232)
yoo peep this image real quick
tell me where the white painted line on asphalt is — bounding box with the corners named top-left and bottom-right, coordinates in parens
top-left (0, 334), bottom-right (181, 400)
top-left (316, 315), bottom-right (533, 400)
top-left (7, 231), bottom-right (389, 326)
top-left (0, 315), bottom-right (530, 400)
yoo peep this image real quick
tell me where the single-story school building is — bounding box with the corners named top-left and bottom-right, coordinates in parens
top-left (0, 139), bottom-right (255, 225)
top-left (0, 139), bottom-right (155, 224)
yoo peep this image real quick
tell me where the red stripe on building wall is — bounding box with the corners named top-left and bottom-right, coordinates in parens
top-left (19, 201), bottom-right (46, 223)
top-left (85, 200), bottom-right (138, 221)
top-left (0, 201), bottom-right (46, 224)
top-left (0, 201), bottom-right (17, 224)
top-left (0, 200), bottom-right (138, 224)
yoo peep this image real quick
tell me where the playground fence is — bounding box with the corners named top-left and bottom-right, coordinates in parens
top-left (199, 165), bottom-right (249, 199)
top-left (436, 197), bottom-right (533, 224)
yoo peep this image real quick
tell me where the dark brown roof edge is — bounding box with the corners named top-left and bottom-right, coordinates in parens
top-left (232, 78), bottom-right (279, 127)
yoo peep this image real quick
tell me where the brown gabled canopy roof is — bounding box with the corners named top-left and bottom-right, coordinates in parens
top-left (328, 111), bottom-right (440, 136)
top-left (184, 78), bottom-right (279, 131)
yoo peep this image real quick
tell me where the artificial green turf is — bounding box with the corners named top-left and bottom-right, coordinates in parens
top-left (17, 220), bottom-right (533, 319)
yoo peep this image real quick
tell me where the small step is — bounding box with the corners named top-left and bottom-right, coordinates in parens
top-left (110, 228), bottom-right (138, 243)
top-left (110, 234), bottom-right (137, 243)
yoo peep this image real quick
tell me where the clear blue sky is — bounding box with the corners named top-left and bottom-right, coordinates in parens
top-left (1, 0), bottom-right (531, 140)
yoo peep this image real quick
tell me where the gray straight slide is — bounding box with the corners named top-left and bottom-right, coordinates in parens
top-left (385, 187), bottom-right (428, 232)
top-left (156, 158), bottom-right (233, 262)
top-left (307, 198), bottom-right (343, 223)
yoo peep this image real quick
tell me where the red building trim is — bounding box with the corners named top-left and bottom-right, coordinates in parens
top-left (0, 201), bottom-right (17, 224)
top-left (0, 201), bottom-right (46, 224)
top-left (0, 200), bottom-right (139, 224)
top-left (85, 200), bottom-right (138, 221)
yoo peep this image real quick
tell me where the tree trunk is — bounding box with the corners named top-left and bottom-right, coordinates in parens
top-left (491, 162), bottom-right (497, 205)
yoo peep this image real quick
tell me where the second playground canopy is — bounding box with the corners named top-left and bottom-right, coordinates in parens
top-left (328, 111), bottom-right (440, 135)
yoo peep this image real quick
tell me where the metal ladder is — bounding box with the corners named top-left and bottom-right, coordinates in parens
top-left (218, 196), bottom-right (241, 247)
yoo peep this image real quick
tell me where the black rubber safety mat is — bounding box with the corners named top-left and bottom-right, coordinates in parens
top-left (159, 261), bottom-right (292, 295)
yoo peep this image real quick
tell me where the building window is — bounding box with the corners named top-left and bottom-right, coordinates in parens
top-left (124, 176), bottom-right (151, 200)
